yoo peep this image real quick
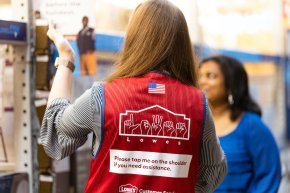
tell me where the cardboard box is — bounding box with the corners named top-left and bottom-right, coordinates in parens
top-left (38, 144), bottom-right (51, 171)
top-left (35, 25), bottom-right (49, 54)
top-left (39, 173), bottom-right (54, 193)
top-left (36, 60), bottom-right (49, 90)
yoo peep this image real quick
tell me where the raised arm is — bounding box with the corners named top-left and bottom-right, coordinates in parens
top-left (46, 21), bottom-right (75, 106)
top-left (40, 22), bottom-right (94, 160)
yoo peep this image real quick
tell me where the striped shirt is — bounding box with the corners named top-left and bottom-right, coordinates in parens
top-left (40, 82), bottom-right (227, 192)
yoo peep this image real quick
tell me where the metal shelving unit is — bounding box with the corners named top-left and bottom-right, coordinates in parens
top-left (0, 0), bottom-right (37, 193)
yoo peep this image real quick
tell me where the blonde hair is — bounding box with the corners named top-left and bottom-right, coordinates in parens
top-left (106, 0), bottom-right (198, 86)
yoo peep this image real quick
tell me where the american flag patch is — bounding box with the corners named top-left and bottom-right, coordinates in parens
top-left (148, 83), bottom-right (165, 94)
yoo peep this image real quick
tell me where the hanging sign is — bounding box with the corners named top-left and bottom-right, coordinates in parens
top-left (0, 20), bottom-right (27, 44)
top-left (40, 0), bottom-right (95, 37)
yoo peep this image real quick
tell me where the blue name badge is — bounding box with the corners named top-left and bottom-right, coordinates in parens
top-left (0, 20), bottom-right (27, 44)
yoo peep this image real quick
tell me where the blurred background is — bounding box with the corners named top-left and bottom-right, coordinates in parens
top-left (0, 0), bottom-right (290, 192)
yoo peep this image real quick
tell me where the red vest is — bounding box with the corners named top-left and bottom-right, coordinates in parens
top-left (84, 72), bottom-right (205, 193)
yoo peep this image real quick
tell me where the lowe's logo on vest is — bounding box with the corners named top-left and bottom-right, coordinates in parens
top-left (119, 105), bottom-right (190, 140)
top-left (119, 184), bottom-right (138, 193)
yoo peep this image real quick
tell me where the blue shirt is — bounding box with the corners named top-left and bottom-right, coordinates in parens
top-left (215, 112), bottom-right (281, 193)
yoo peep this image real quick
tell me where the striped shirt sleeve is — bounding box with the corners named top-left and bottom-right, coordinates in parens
top-left (40, 82), bottom-right (103, 160)
top-left (195, 98), bottom-right (227, 192)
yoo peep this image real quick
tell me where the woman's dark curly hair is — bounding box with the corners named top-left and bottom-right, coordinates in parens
top-left (200, 55), bottom-right (262, 121)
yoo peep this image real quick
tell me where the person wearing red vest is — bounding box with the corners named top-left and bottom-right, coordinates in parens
top-left (41, 0), bottom-right (227, 192)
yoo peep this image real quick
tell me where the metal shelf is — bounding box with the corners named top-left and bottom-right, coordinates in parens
top-left (0, 0), bottom-right (38, 193)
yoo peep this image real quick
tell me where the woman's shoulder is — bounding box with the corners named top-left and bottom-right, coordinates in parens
top-left (242, 112), bottom-right (274, 138)
top-left (91, 82), bottom-right (104, 96)
top-left (91, 81), bottom-right (105, 90)
top-left (243, 112), bottom-right (261, 122)
top-left (240, 112), bottom-right (266, 128)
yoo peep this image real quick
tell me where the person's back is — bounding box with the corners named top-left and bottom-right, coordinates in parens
top-left (41, 0), bottom-right (227, 192)
top-left (85, 72), bottom-right (204, 192)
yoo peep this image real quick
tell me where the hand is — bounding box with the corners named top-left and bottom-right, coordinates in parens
top-left (152, 115), bottom-right (162, 128)
top-left (163, 121), bottom-right (176, 137)
top-left (124, 114), bottom-right (134, 127)
top-left (176, 123), bottom-right (187, 137)
top-left (47, 21), bottom-right (75, 62)
top-left (152, 115), bottom-right (163, 135)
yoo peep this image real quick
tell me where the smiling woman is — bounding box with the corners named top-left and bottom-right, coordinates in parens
top-left (198, 60), bottom-right (228, 108)
top-left (199, 55), bottom-right (281, 193)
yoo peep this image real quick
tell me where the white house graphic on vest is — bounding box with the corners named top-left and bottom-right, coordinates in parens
top-left (119, 105), bottom-right (191, 140)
